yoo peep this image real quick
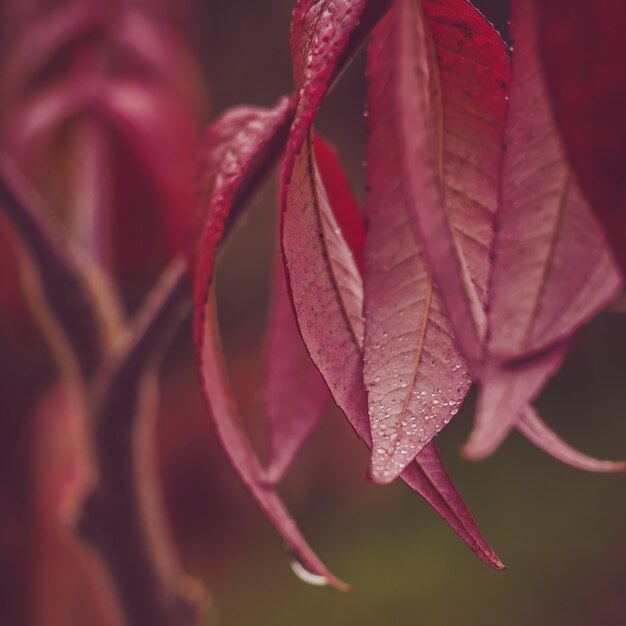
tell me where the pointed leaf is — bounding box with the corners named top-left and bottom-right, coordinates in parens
top-left (465, 343), bottom-right (567, 460)
top-left (364, 16), bottom-right (472, 482)
top-left (282, 134), bottom-right (503, 568)
top-left (516, 407), bottom-right (626, 473)
top-left (388, 0), bottom-right (510, 371)
top-left (193, 101), bottom-right (346, 589)
top-left (487, 0), bottom-right (622, 363)
top-left (535, 0), bottom-right (626, 274)
top-left (263, 253), bottom-right (331, 484)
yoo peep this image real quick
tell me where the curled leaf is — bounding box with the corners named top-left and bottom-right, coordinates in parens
top-left (516, 407), bottom-right (626, 473)
top-left (284, 0), bottom-right (391, 190)
top-left (193, 101), bottom-right (346, 590)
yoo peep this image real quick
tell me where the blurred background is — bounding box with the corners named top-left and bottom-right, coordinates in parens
top-left (1, 1), bottom-right (625, 625)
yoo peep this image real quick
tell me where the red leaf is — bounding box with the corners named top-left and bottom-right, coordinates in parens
top-left (284, 0), bottom-right (391, 192)
top-left (535, 0), bottom-right (626, 274)
top-left (193, 101), bottom-right (348, 590)
top-left (469, 0), bottom-right (622, 458)
top-left (282, 133), bottom-right (503, 568)
top-left (387, 0), bottom-right (510, 373)
top-left (465, 344), bottom-right (567, 459)
top-left (263, 253), bottom-right (331, 485)
top-left (517, 407), bottom-right (626, 473)
top-left (487, 0), bottom-right (621, 363)
top-left (364, 13), bottom-right (472, 482)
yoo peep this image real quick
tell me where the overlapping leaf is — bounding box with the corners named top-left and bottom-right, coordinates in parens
top-left (534, 0), bottom-right (626, 275)
top-left (193, 100), bottom-right (349, 589)
top-left (364, 9), bottom-right (472, 482)
top-left (467, 0), bottom-right (623, 458)
top-left (372, 0), bottom-right (623, 469)
top-left (282, 133), bottom-right (503, 568)
top-left (387, 0), bottom-right (510, 372)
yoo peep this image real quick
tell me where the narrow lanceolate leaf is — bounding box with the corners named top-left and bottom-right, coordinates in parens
top-left (465, 343), bottom-right (568, 459)
top-left (193, 101), bottom-right (347, 590)
top-left (535, 0), bottom-right (626, 274)
top-left (282, 134), bottom-right (503, 569)
top-left (487, 0), bottom-right (621, 363)
top-left (389, 0), bottom-right (510, 372)
top-left (517, 407), bottom-right (626, 473)
top-left (263, 254), bottom-right (331, 485)
top-left (284, 0), bottom-right (391, 188)
top-left (263, 137), bottom-right (361, 484)
top-left (364, 18), bottom-right (471, 483)
top-left (469, 0), bottom-right (622, 458)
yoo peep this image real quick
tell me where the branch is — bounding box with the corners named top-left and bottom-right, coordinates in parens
top-left (0, 152), bottom-right (108, 378)
top-left (78, 258), bottom-right (208, 626)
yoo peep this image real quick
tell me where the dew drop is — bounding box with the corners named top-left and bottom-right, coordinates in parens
top-left (290, 559), bottom-right (329, 587)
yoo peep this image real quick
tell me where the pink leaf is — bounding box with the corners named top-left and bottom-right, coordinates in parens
top-left (516, 407), bottom-right (626, 474)
top-left (487, 0), bottom-right (621, 363)
top-left (388, 0), bottom-right (510, 372)
top-left (534, 0), bottom-right (626, 275)
top-left (364, 13), bottom-right (473, 482)
top-left (282, 133), bottom-right (503, 568)
top-left (469, 0), bottom-right (622, 458)
top-left (465, 343), bottom-right (568, 460)
top-left (263, 253), bottom-right (331, 485)
top-left (263, 136), bottom-right (359, 484)
top-left (193, 101), bottom-right (348, 590)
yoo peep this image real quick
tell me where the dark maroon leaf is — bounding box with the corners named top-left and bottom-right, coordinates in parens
top-left (193, 101), bottom-right (347, 589)
top-left (535, 0), bottom-right (626, 274)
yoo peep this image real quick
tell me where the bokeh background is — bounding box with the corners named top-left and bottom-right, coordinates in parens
top-left (1, 1), bottom-right (626, 625)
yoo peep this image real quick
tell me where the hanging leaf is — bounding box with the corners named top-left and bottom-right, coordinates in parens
top-left (387, 0), bottom-right (510, 372)
top-left (487, 0), bottom-right (621, 364)
top-left (193, 100), bottom-right (347, 589)
top-left (282, 133), bottom-right (503, 569)
top-left (468, 0), bottom-right (623, 458)
top-left (263, 253), bottom-right (331, 485)
top-left (535, 0), bottom-right (626, 275)
top-left (364, 9), bottom-right (473, 482)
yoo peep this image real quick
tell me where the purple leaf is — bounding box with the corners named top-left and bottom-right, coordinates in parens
top-left (193, 100), bottom-right (348, 590)
top-left (263, 253), bottom-right (331, 485)
top-left (387, 0), bottom-right (510, 372)
top-left (281, 133), bottom-right (503, 569)
top-left (364, 12), bottom-right (473, 483)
